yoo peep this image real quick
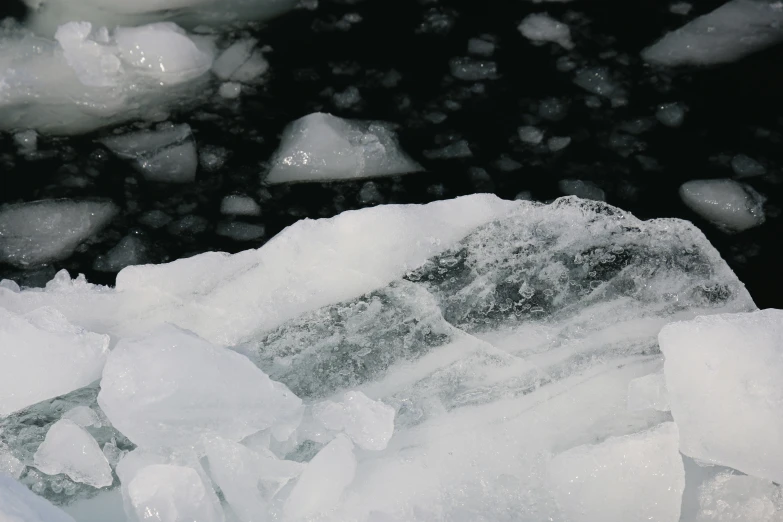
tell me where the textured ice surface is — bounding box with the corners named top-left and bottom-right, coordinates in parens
top-left (518, 13), bottom-right (573, 50)
top-left (313, 391), bottom-right (395, 451)
top-left (659, 309), bottom-right (783, 483)
top-left (643, 0), bottom-right (783, 66)
top-left (547, 423), bottom-right (684, 522)
top-left (33, 419), bottom-right (113, 489)
top-left (0, 474), bottom-right (76, 522)
top-left (679, 179), bottom-right (766, 232)
top-left (98, 324), bottom-right (302, 451)
top-left (0, 307), bottom-right (109, 417)
top-left (0, 200), bottom-right (117, 267)
top-left (696, 472), bottom-right (783, 521)
top-left (266, 113), bottom-right (422, 184)
top-left (627, 371), bottom-right (670, 412)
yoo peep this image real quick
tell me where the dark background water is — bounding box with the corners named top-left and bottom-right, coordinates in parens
top-left (1, 0), bottom-right (781, 308)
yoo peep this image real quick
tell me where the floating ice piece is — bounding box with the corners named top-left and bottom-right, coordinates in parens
top-left (63, 406), bottom-right (100, 427)
top-left (266, 113), bottom-right (422, 184)
top-left (573, 67), bottom-right (619, 98)
top-left (643, 0), bottom-right (783, 66)
top-left (423, 140), bottom-right (473, 159)
top-left (679, 179), bottom-right (765, 232)
top-left (670, 2), bottom-right (692, 16)
top-left (97, 324), bottom-right (302, 451)
top-left (0, 199), bottom-right (117, 267)
top-left (548, 136), bottom-right (571, 151)
top-left (731, 154), bottom-right (766, 178)
top-left (547, 423), bottom-right (684, 522)
top-left (518, 125), bottom-right (544, 145)
top-left (14, 130), bottom-right (38, 153)
top-left (211, 38), bottom-right (257, 80)
top-left (627, 371), bottom-right (670, 412)
top-left (659, 309), bottom-right (783, 483)
top-left (216, 222), bottom-right (265, 241)
top-left (220, 195), bottom-right (261, 216)
top-left (283, 435), bottom-right (356, 520)
top-left (656, 102), bottom-right (686, 127)
top-left (449, 57), bottom-right (498, 81)
top-left (93, 235), bottom-right (149, 273)
top-left (696, 472), bottom-right (783, 521)
top-left (101, 124), bottom-right (198, 183)
top-left (467, 37), bottom-right (495, 56)
top-left (1, 445), bottom-right (25, 479)
top-left (34, 419), bottom-right (113, 488)
top-left (219, 82), bottom-right (242, 99)
top-left (518, 13), bottom-right (574, 50)
top-left (313, 391), bottom-right (395, 450)
top-left (0, 473), bottom-right (76, 522)
top-left (0, 307), bottom-right (109, 417)
top-left (558, 179), bottom-right (605, 201)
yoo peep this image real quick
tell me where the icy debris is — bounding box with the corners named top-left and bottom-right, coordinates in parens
top-left (218, 82), bottom-right (241, 99)
top-left (449, 57), bottom-right (498, 81)
top-left (0, 474), bottom-right (76, 522)
top-left (313, 391), bottom-right (395, 450)
top-left (643, 0), bottom-right (783, 66)
top-left (216, 222), bottom-right (265, 241)
top-left (62, 406), bottom-right (100, 427)
top-left (33, 419), bottom-right (113, 488)
top-left (679, 179), bottom-right (765, 233)
top-left (14, 130), bottom-right (38, 153)
top-left (98, 324), bottom-right (302, 451)
top-left (93, 235), bottom-right (149, 273)
top-left (518, 13), bottom-right (573, 50)
top-left (266, 113), bottom-right (422, 184)
top-left (468, 37), bottom-right (495, 57)
top-left (659, 310), bottom-right (783, 483)
top-left (547, 423), bottom-right (684, 522)
top-left (548, 136), bottom-right (571, 151)
top-left (211, 38), bottom-right (263, 81)
top-left (628, 372), bottom-right (670, 412)
top-left (696, 473), bottom-right (783, 521)
top-left (230, 50), bottom-right (270, 83)
top-left (333, 86), bottom-right (362, 109)
top-left (558, 179), bottom-right (605, 201)
top-left (220, 195), bottom-right (261, 216)
top-left (1, 444), bottom-right (25, 479)
top-left (101, 124), bottom-right (198, 183)
top-left (0, 307), bottom-right (109, 417)
top-left (518, 125), bottom-right (544, 145)
top-left (670, 2), bottom-right (692, 16)
top-left (656, 102), bottom-right (686, 127)
top-left (423, 139), bottom-right (473, 159)
top-left (573, 67), bottom-right (619, 98)
top-left (731, 154), bottom-right (766, 179)
top-left (538, 97), bottom-right (568, 121)
top-left (0, 199), bottom-right (117, 267)
top-left (283, 435), bottom-right (356, 520)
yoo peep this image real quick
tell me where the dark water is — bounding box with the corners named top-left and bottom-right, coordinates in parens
top-left (1, 0), bottom-right (781, 308)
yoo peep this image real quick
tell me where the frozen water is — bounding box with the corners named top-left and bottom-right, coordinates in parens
top-left (33, 419), bottom-right (113, 488)
top-left (1, 444), bottom-right (25, 479)
top-left (423, 140), bottom-right (473, 159)
top-left (518, 125), bottom-right (544, 145)
top-left (670, 2), bottom-right (693, 16)
top-left (313, 391), bottom-right (395, 451)
top-left (656, 102), bottom-right (686, 128)
top-left (558, 179), bottom-right (605, 200)
top-left (0, 474), bottom-right (76, 522)
top-left (101, 124), bottom-right (198, 183)
top-left (659, 309), bottom-right (783, 483)
top-left (643, 0), bottom-right (783, 66)
top-left (518, 13), bottom-right (574, 50)
top-left (229, 50), bottom-right (270, 83)
top-left (547, 423), bottom-right (684, 522)
top-left (212, 39), bottom-right (257, 80)
top-left (449, 57), bottom-right (498, 81)
top-left (0, 307), bottom-right (109, 417)
top-left (731, 154), bottom-right (766, 179)
top-left (0, 200), bottom-right (117, 267)
top-left (93, 235), bottom-right (149, 273)
top-left (216, 222), bottom-right (265, 241)
top-left (467, 37), bottom-right (495, 56)
top-left (573, 67), bottom-right (619, 98)
top-left (333, 86), bottom-right (362, 109)
top-left (266, 113), bottom-right (423, 184)
top-left (62, 406), bottom-right (100, 428)
top-left (98, 324), bottom-right (302, 451)
top-left (695, 472), bottom-right (783, 521)
top-left (548, 136), bottom-right (571, 151)
top-left (219, 82), bottom-right (242, 99)
top-left (627, 371), bottom-right (670, 412)
top-left (220, 195), bottom-right (261, 216)
top-left (14, 130), bottom-right (38, 153)
top-left (679, 179), bottom-right (766, 233)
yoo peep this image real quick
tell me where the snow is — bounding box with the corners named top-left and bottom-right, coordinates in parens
top-left (547, 423), bottom-right (684, 522)
top-left (0, 474), bottom-right (76, 522)
top-left (266, 113), bottom-right (423, 184)
top-left (220, 196), bottom-right (261, 216)
top-left (695, 473), bottom-right (783, 521)
top-left (656, 102), bottom-right (686, 127)
top-left (0, 307), bottom-right (109, 417)
top-left (659, 309), bottom-right (783, 484)
top-left (627, 371), bottom-right (670, 412)
top-left (313, 391), bottom-right (396, 451)
top-left (0, 200), bottom-right (117, 267)
top-left (679, 179), bottom-right (766, 233)
top-left (643, 0), bottom-right (783, 66)
top-left (33, 419), bottom-right (113, 488)
top-left (518, 13), bottom-right (574, 50)
top-left (731, 154), bottom-right (766, 179)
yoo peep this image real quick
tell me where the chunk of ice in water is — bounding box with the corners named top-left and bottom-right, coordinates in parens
top-left (518, 125), bottom-right (544, 145)
top-left (216, 222), bottom-right (265, 241)
top-left (731, 154), bottom-right (766, 179)
top-left (548, 136), bottom-right (571, 151)
top-left (219, 82), bottom-right (242, 99)
top-left (97, 324), bottom-right (302, 451)
top-left (659, 309), bottom-right (783, 484)
top-left (0, 474), bottom-right (76, 522)
top-left (627, 371), bottom-right (670, 412)
top-left (696, 472), bottom-right (783, 521)
top-left (33, 419), bottom-right (113, 488)
top-left (62, 406), bottom-right (100, 427)
top-left (266, 113), bottom-right (422, 184)
top-left (518, 13), bottom-right (574, 50)
top-left (656, 102), bottom-right (686, 127)
top-left (670, 2), bottom-right (692, 16)
top-left (313, 391), bottom-right (395, 451)
top-left (558, 179), bottom-right (605, 201)
top-left (1, 445), bottom-right (25, 479)
top-left (573, 67), bottom-right (618, 98)
top-left (220, 195), bottom-right (261, 216)
top-left (211, 38), bottom-right (256, 80)
top-left (14, 130), bottom-right (38, 153)
top-left (423, 140), bottom-right (473, 159)
top-left (0, 307), bottom-right (109, 417)
top-left (679, 179), bottom-right (765, 233)
top-left (467, 37), bottom-right (494, 56)
top-left (93, 235), bottom-right (149, 273)
top-left (449, 57), bottom-right (498, 81)
top-left (230, 50), bottom-right (269, 83)
top-left (546, 423), bottom-right (684, 522)
top-left (0, 200), bottom-right (117, 267)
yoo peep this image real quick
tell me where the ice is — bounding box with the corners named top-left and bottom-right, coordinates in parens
top-left (93, 235), bottom-right (149, 273)
top-left (558, 179), bottom-right (605, 200)
top-left (659, 309), bottom-right (783, 484)
top-left (101, 124), bottom-right (198, 183)
top-left (518, 13), bottom-right (574, 50)
top-left (0, 307), bottom-right (109, 417)
top-left (467, 37), bottom-right (494, 56)
top-left (62, 406), bottom-right (100, 427)
top-left (97, 324), bottom-right (302, 451)
top-left (219, 82), bottom-right (242, 99)
top-left (573, 67), bottom-right (619, 98)
top-left (627, 371), bottom-right (670, 412)
top-left (333, 86), bottom-right (362, 109)
top-left (695, 472), bottom-right (783, 521)
top-left (220, 196), bottom-right (261, 217)
top-left (643, 0), bottom-right (783, 66)
top-left (14, 130), bottom-right (38, 153)
top-left (283, 435), bottom-right (356, 520)
top-left (216, 222), bottom-right (265, 241)
top-left (670, 2), bottom-right (693, 15)
top-left (518, 125), bottom-right (544, 145)
top-left (313, 391), bottom-right (395, 451)
top-left (548, 136), bottom-right (571, 151)
top-left (229, 50), bottom-right (270, 83)
top-left (1, 444), bottom-right (25, 479)
top-left (33, 419), bottom-right (113, 488)
top-left (0, 200), bottom-right (117, 267)
top-left (0, 474), bottom-right (76, 522)
top-left (423, 140), bottom-right (473, 159)
top-left (547, 423), bottom-right (684, 522)
top-left (679, 179), bottom-right (766, 233)
top-left (449, 57), bottom-right (497, 81)
top-left (731, 154), bottom-right (766, 179)
top-left (656, 102), bottom-right (686, 127)
top-left (265, 113), bottom-right (422, 184)
top-left (212, 39), bottom-right (257, 80)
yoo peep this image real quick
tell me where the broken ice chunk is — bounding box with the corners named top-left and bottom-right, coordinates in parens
top-left (558, 179), bottom-right (605, 201)
top-left (283, 434), bottom-right (356, 520)
top-left (62, 406), bottom-right (100, 427)
top-left (266, 113), bottom-right (422, 184)
top-left (731, 154), bottom-right (766, 179)
top-left (0, 200), bottom-right (117, 267)
top-left (1, 444), bottom-right (25, 479)
top-left (696, 472), bottom-right (783, 521)
top-left (0, 307), bottom-right (109, 417)
top-left (518, 13), bottom-right (574, 50)
top-left (423, 140), bottom-right (473, 159)
top-left (449, 57), bottom-right (498, 81)
top-left (656, 102), bottom-right (686, 127)
top-left (467, 37), bottom-right (495, 57)
top-left (220, 195), bottom-right (261, 216)
top-left (33, 419), bottom-right (113, 488)
top-left (215, 222), bottom-right (265, 241)
top-left (211, 38), bottom-right (257, 80)
top-left (573, 67), bottom-right (619, 98)
top-left (518, 125), bottom-right (544, 145)
top-left (14, 130), bottom-right (38, 153)
top-left (547, 423), bottom-right (684, 522)
top-left (679, 179), bottom-right (765, 233)
top-left (313, 391), bottom-right (395, 451)
top-left (218, 82), bottom-right (242, 99)
top-left (97, 324), bottom-right (302, 451)
top-left (627, 372), bottom-right (670, 412)
top-left (93, 234), bottom-right (150, 273)
top-left (547, 136), bottom-right (571, 152)
top-left (0, 474), bottom-right (76, 522)
top-left (659, 309), bottom-right (783, 484)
